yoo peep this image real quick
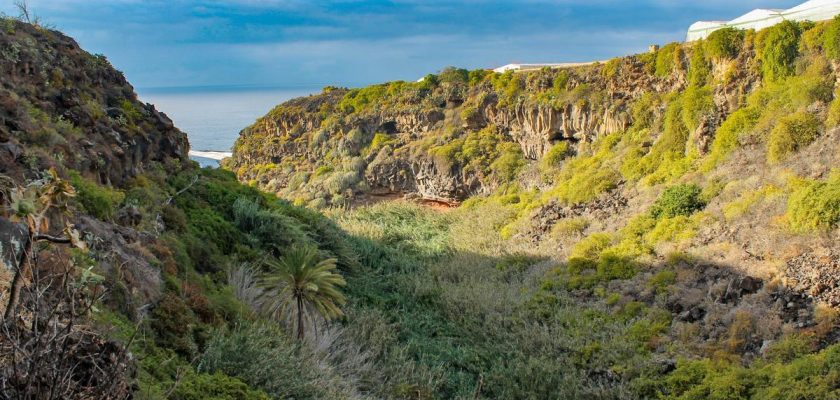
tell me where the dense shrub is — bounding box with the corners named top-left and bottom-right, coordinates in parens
top-left (704, 110), bottom-right (752, 169)
top-left (171, 371), bottom-right (269, 400)
top-left (548, 133), bottom-right (621, 204)
top-left (70, 171), bottom-right (125, 220)
top-left (786, 171), bottom-right (840, 232)
top-left (199, 322), bottom-right (353, 399)
top-left (761, 21), bottom-right (801, 82)
top-left (655, 43), bottom-right (682, 77)
top-left (767, 112), bottom-right (820, 164)
top-left (541, 141), bottom-right (571, 170)
top-left (687, 46), bottom-right (710, 87)
top-left (490, 143), bottom-right (526, 182)
top-left (150, 293), bottom-right (199, 357)
top-left (650, 184), bottom-right (706, 219)
top-left (823, 16), bottom-right (840, 60)
top-left (705, 28), bottom-right (745, 60)
top-left (438, 66), bottom-right (469, 84)
top-left (658, 344), bottom-right (840, 399)
top-left (232, 197), bottom-right (312, 253)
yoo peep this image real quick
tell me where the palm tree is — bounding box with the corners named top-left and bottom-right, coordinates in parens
top-left (258, 246), bottom-right (346, 340)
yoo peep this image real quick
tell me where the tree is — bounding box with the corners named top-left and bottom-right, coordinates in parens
top-left (258, 247), bottom-right (346, 340)
top-left (0, 170), bottom-right (132, 398)
top-left (2, 168), bottom-right (84, 319)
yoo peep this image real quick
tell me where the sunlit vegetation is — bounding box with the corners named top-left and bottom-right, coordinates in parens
top-left (35, 15), bottom-right (839, 400)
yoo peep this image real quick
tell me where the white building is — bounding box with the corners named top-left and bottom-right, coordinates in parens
top-left (687, 0), bottom-right (840, 41)
top-left (727, 9), bottom-right (784, 31)
top-left (687, 21), bottom-right (728, 41)
top-left (492, 61), bottom-right (604, 73)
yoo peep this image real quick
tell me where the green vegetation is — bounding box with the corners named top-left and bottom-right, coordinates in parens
top-left (429, 125), bottom-right (525, 182)
top-left (823, 16), bottom-right (840, 60)
top-left (655, 43), bottom-right (682, 77)
top-left (69, 171), bottom-right (125, 220)
top-left (705, 28), bottom-right (745, 60)
top-left (786, 171), bottom-right (840, 232)
top-left (44, 16), bottom-right (840, 400)
top-left (760, 21), bottom-right (801, 82)
top-left (259, 247), bottom-right (346, 340)
top-left (650, 184), bottom-right (706, 219)
top-left (656, 344), bottom-right (840, 399)
top-left (767, 112), bottom-right (820, 164)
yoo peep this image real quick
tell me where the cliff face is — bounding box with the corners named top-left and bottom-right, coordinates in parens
top-left (228, 44), bottom-right (758, 205)
top-left (0, 20), bottom-right (190, 309)
top-left (0, 20), bottom-right (189, 185)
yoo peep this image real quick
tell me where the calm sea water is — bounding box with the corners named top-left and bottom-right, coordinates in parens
top-left (139, 87), bottom-right (319, 167)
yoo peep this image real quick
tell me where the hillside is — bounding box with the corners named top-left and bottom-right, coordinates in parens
top-left (2, 12), bottom-right (840, 400)
top-left (228, 18), bottom-right (840, 399)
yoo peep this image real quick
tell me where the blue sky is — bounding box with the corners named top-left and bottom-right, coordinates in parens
top-left (0, 0), bottom-right (798, 89)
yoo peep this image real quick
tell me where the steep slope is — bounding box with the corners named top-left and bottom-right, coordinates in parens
top-left (228, 19), bottom-right (840, 399)
top-left (0, 20), bottom-right (189, 185)
top-left (227, 37), bottom-right (758, 205)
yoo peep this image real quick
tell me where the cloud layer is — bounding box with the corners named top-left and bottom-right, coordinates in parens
top-left (0, 0), bottom-right (798, 88)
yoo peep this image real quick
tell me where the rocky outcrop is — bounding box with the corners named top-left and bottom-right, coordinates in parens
top-left (228, 47), bottom-right (760, 207)
top-left (785, 250), bottom-right (840, 307)
top-left (0, 21), bottom-right (189, 185)
top-left (485, 102), bottom-right (630, 159)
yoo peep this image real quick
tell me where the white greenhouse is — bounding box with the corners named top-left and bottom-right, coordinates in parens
top-left (687, 0), bottom-right (840, 41)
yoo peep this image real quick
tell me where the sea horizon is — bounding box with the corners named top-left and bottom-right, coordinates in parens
top-left (138, 85), bottom-right (322, 165)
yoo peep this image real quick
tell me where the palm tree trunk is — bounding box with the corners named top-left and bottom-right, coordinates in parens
top-left (296, 295), bottom-right (304, 340)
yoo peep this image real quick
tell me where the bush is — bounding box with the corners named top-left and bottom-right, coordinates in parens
top-left (151, 293), bottom-right (198, 357)
top-left (232, 198), bottom-right (311, 253)
top-left (490, 143), bottom-right (525, 182)
top-left (761, 21), bottom-right (801, 82)
top-left (541, 141), bottom-right (571, 170)
top-left (468, 69), bottom-right (490, 86)
top-left (571, 233), bottom-right (613, 259)
top-left (687, 46), bottom-right (710, 87)
top-left (171, 371), bottom-right (269, 400)
top-left (650, 184), bottom-right (706, 219)
top-left (199, 322), bottom-right (351, 399)
top-left (786, 171), bottom-right (840, 232)
top-left (70, 171), bottom-right (125, 220)
top-left (438, 66), bottom-right (469, 84)
top-left (655, 43), bottom-right (682, 77)
top-left (703, 107), bottom-right (761, 169)
top-left (824, 16), bottom-right (840, 60)
top-left (706, 28), bottom-right (745, 60)
top-left (767, 112), bottom-right (820, 164)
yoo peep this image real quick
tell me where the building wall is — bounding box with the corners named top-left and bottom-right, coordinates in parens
top-left (687, 0), bottom-right (840, 41)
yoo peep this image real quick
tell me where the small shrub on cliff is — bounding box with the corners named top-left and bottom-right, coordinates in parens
top-left (823, 16), bottom-right (840, 60)
top-left (491, 71), bottom-right (524, 106)
top-left (655, 43), bottom-right (682, 77)
top-left (760, 21), bottom-right (801, 82)
top-left (70, 171), bottom-right (125, 220)
top-left (786, 171), bottom-right (840, 232)
top-left (602, 58), bottom-right (621, 79)
top-left (490, 143), bottom-right (525, 183)
top-left (828, 93), bottom-right (840, 127)
top-left (687, 46), bottom-right (711, 87)
top-left (541, 141), bottom-right (571, 171)
top-left (767, 112), bottom-right (820, 164)
top-left (705, 28), bottom-right (745, 60)
top-left (438, 66), bottom-right (469, 84)
top-left (650, 184), bottom-right (705, 219)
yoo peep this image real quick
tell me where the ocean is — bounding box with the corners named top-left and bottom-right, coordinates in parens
top-left (138, 86), bottom-right (319, 167)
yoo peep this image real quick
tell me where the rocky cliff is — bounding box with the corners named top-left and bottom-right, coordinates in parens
top-left (0, 20), bottom-right (189, 186)
top-left (227, 40), bottom-right (759, 206)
